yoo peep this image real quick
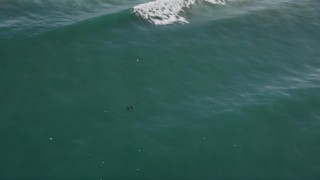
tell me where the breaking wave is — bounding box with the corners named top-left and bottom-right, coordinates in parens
top-left (0, 0), bottom-right (297, 38)
top-left (133, 0), bottom-right (231, 25)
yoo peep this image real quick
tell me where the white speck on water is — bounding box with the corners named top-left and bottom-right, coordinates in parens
top-left (136, 59), bottom-right (140, 62)
top-left (104, 110), bottom-right (106, 112)
top-left (102, 161), bottom-right (105, 164)
top-left (233, 144), bottom-right (236, 147)
top-left (138, 149), bottom-right (141, 152)
top-left (137, 168), bottom-right (140, 171)
top-left (203, 137), bottom-right (206, 140)
top-left (49, 137), bottom-right (53, 141)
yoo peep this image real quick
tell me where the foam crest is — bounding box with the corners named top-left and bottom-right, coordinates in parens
top-left (133, 0), bottom-right (228, 25)
top-left (204, 0), bottom-right (226, 4)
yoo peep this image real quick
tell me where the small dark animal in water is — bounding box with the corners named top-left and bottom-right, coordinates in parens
top-left (126, 105), bottom-right (133, 110)
top-left (126, 101), bottom-right (139, 111)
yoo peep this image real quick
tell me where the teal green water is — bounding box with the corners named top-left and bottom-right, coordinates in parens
top-left (1, 0), bottom-right (320, 179)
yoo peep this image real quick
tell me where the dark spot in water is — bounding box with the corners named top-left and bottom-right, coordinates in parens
top-left (126, 101), bottom-right (140, 111)
top-left (127, 105), bottom-right (133, 110)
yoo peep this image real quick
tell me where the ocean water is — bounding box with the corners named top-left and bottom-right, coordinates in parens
top-left (1, 0), bottom-right (320, 179)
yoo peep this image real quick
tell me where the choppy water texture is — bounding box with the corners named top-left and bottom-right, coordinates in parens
top-left (1, 0), bottom-right (320, 179)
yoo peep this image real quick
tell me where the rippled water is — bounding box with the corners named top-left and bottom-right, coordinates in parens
top-left (1, 0), bottom-right (320, 178)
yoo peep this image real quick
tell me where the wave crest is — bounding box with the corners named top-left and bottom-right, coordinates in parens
top-left (133, 0), bottom-right (228, 25)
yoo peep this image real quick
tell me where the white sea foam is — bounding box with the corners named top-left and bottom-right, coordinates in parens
top-left (133, 0), bottom-right (229, 25)
top-left (204, 0), bottom-right (226, 4)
